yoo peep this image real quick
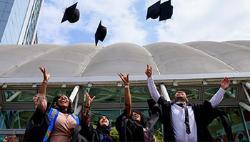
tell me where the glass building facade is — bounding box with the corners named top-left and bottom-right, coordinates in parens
top-left (0, 83), bottom-right (249, 141)
top-left (0, 0), bottom-right (43, 45)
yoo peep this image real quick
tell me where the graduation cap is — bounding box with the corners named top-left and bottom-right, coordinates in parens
top-left (159, 0), bottom-right (173, 21)
top-left (146, 0), bottom-right (173, 21)
top-left (61, 2), bottom-right (80, 23)
top-left (146, 1), bottom-right (161, 19)
top-left (95, 21), bottom-right (107, 46)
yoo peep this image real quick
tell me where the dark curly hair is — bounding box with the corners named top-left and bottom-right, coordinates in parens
top-left (51, 95), bottom-right (73, 114)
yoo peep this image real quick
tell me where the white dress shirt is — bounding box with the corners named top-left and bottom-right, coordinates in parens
top-left (147, 77), bottom-right (226, 142)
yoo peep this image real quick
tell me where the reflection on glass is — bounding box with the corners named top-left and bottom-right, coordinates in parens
top-left (89, 87), bottom-right (121, 103)
top-left (121, 86), bottom-right (151, 102)
top-left (208, 108), bottom-right (248, 142)
top-left (130, 86), bottom-right (151, 102)
top-left (4, 90), bottom-right (36, 102)
top-left (0, 111), bottom-right (33, 129)
top-left (4, 88), bottom-right (74, 102)
top-left (204, 86), bottom-right (237, 99)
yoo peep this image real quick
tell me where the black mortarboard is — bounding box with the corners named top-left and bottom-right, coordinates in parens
top-left (146, 1), bottom-right (161, 20)
top-left (159, 0), bottom-right (173, 21)
top-left (61, 2), bottom-right (80, 23)
top-left (95, 21), bottom-right (107, 46)
top-left (146, 0), bottom-right (173, 21)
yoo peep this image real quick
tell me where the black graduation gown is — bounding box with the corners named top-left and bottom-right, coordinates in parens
top-left (116, 112), bottom-right (145, 142)
top-left (80, 115), bottom-right (114, 142)
top-left (23, 108), bottom-right (49, 142)
top-left (157, 96), bottom-right (227, 142)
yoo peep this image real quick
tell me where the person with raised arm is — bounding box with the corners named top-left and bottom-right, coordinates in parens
top-left (116, 73), bottom-right (155, 142)
top-left (80, 92), bottom-right (115, 142)
top-left (24, 66), bottom-right (80, 142)
top-left (145, 64), bottom-right (230, 142)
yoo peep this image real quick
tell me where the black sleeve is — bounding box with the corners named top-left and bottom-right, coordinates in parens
top-left (157, 96), bottom-right (171, 107)
top-left (157, 96), bottom-right (171, 122)
top-left (194, 100), bottom-right (216, 126)
top-left (79, 115), bottom-right (96, 141)
top-left (147, 99), bottom-right (160, 131)
top-left (23, 108), bottom-right (49, 142)
top-left (115, 112), bottom-right (126, 134)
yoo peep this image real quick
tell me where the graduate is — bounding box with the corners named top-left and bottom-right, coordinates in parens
top-left (116, 73), bottom-right (156, 142)
top-left (145, 64), bottom-right (230, 142)
top-left (80, 93), bottom-right (115, 142)
top-left (24, 67), bottom-right (81, 142)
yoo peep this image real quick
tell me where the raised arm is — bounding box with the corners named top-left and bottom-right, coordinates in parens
top-left (34, 66), bottom-right (50, 112)
top-left (38, 66), bottom-right (50, 96)
top-left (209, 77), bottom-right (230, 108)
top-left (82, 93), bottom-right (95, 126)
top-left (118, 73), bottom-right (132, 117)
top-left (145, 64), bottom-right (161, 102)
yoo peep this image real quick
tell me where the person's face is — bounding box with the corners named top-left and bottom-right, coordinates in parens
top-left (99, 116), bottom-right (109, 127)
top-left (4, 135), bottom-right (17, 142)
top-left (175, 91), bottom-right (187, 102)
top-left (57, 95), bottom-right (69, 108)
top-left (132, 112), bottom-right (141, 122)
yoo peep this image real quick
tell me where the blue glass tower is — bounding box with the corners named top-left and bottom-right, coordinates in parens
top-left (0, 0), bottom-right (43, 44)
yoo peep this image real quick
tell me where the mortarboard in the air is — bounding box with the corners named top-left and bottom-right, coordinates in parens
top-left (146, 1), bottom-right (161, 20)
top-left (95, 21), bottom-right (107, 46)
top-left (159, 0), bottom-right (173, 21)
top-left (61, 2), bottom-right (80, 23)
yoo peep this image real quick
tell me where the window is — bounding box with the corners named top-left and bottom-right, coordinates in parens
top-left (204, 86), bottom-right (237, 100)
top-left (0, 110), bottom-right (33, 129)
top-left (208, 107), bottom-right (248, 141)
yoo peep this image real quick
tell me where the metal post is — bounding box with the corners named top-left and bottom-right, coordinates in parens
top-left (74, 93), bottom-right (79, 114)
top-left (69, 86), bottom-right (79, 102)
top-left (239, 106), bottom-right (250, 141)
top-left (160, 83), bottom-right (171, 101)
top-left (242, 84), bottom-right (250, 104)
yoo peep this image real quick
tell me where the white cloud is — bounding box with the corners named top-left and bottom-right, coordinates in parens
top-left (38, 0), bottom-right (148, 45)
top-left (78, 0), bottom-right (148, 45)
top-left (38, 0), bottom-right (250, 45)
top-left (155, 0), bottom-right (250, 43)
top-left (38, 0), bottom-right (80, 44)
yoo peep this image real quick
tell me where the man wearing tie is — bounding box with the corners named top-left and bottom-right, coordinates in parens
top-left (145, 65), bottom-right (230, 142)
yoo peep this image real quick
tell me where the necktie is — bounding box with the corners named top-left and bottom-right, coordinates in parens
top-left (184, 106), bottom-right (191, 134)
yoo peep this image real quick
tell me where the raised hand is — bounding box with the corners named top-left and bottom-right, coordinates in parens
top-left (118, 73), bottom-right (129, 85)
top-left (39, 66), bottom-right (50, 82)
top-left (145, 64), bottom-right (152, 78)
top-left (220, 77), bottom-right (230, 90)
top-left (85, 93), bottom-right (95, 108)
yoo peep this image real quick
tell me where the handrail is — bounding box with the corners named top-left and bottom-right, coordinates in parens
top-left (6, 91), bottom-right (21, 102)
top-left (239, 102), bottom-right (250, 112)
top-left (0, 129), bottom-right (25, 134)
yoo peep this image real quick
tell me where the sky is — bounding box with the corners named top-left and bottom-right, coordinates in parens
top-left (37, 0), bottom-right (250, 46)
